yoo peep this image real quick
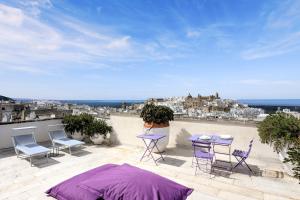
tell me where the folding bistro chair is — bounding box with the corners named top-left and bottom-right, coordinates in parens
top-left (231, 140), bottom-right (253, 173)
top-left (12, 127), bottom-right (51, 166)
top-left (192, 140), bottom-right (215, 175)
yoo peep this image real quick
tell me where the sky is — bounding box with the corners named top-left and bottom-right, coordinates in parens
top-left (0, 0), bottom-right (300, 100)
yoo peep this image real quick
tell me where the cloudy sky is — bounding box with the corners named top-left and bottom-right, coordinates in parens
top-left (0, 0), bottom-right (300, 100)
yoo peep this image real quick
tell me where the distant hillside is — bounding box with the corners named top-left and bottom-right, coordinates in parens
top-left (0, 95), bottom-right (15, 102)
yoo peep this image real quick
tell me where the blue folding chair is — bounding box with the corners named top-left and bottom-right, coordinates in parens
top-left (231, 140), bottom-right (254, 173)
top-left (192, 140), bottom-right (215, 175)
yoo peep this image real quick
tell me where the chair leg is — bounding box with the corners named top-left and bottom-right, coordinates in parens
top-left (232, 157), bottom-right (244, 171)
top-left (191, 156), bottom-right (195, 167)
top-left (30, 156), bottom-right (32, 167)
top-left (195, 158), bottom-right (199, 175)
top-left (244, 161), bottom-right (253, 173)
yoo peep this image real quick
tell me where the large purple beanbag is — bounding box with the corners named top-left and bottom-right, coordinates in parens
top-left (46, 164), bottom-right (118, 200)
top-left (79, 164), bottom-right (193, 200)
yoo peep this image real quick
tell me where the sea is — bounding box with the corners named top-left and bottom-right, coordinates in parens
top-left (237, 99), bottom-right (300, 113)
top-left (16, 98), bottom-right (300, 113)
top-left (60, 100), bottom-right (145, 108)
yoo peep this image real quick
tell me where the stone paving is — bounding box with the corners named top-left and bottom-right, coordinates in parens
top-left (0, 144), bottom-right (299, 200)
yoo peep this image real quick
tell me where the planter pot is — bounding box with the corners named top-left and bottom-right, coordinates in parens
top-left (143, 122), bottom-right (170, 152)
top-left (90, 134), bottom-right (105, 145)
top-left (278, 146), bottom-right (295, 176)
top-left (71, 131), bottom-right (84, 141)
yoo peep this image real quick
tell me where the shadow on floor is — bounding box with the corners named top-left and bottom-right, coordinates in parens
top-left (158, 156), bottom-right (186, 167)
top-left (175, 128), bottom-right (193, 148)
top-left (35, 158), bottom-right (60, 168)
top-left (69, 149), bottom-right (92, 157)
top-left (211, 160), bottom-right (262, 177)
top-left (165, 147), bottom-right (193, 158)
top-left (17, 156), bottom-right (60, 168)
top-left (0, 148), bottom-right (16, 159)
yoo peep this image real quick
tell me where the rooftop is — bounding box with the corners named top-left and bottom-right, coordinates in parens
top-left (0, 143), bottom-right (299, 200)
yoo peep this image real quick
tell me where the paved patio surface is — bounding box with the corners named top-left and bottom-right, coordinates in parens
top-left (0, 144), bottom-right (299, 200)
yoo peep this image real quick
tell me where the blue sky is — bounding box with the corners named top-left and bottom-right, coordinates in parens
top-left (0, 0), bottom-right (300, 100)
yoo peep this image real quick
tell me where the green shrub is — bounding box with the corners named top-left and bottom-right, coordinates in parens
top-left (63, 113), bottom-right (94, 135)
top-left (85, 119), bottom-right (112, 137)
top-left (258, 112), bottom-right (300, 183)
top-left (140, 104), bottom-right (174, 124)
top-left (284, 146), bottom-right (300, 183)
top-left (258, 113), bottom-right (300, 152)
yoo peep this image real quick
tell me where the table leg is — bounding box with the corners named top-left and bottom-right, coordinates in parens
top-left (229, 145), bottom-right (232, 169)
top-left (153, 140), bottom-right (164, 161)
top-left (140, 139), bottom-right (151, 161)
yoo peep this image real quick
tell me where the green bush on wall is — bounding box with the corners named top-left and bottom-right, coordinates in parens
top-left (85, 119), bottom-right (112, 138)
top-left (63, 113), bottom-right (112, 138)
top-left (63, 113), bottom-right (96, 135)
top-left (258, 113), bottom-right (300, 152)
top-left (258, 112), bottom-right (300, 183)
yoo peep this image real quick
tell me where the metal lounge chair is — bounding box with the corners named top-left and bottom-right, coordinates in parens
top-left (12, 127), bottom-right (51, 166)
top-left (192, 140), bottom-right (215, 175)
top-left (48, 125), bottom-right (84, 155)
top-left (231, 139), bottom-right (254, 173)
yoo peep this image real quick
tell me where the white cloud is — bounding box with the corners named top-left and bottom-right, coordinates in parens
top-left (18, 0), bottom-right (52, 17)
top-left (186, 24), bottom-right (234, 50)
top-left (242, 0), bottom-right (300, 60)
top-left (0, 4), bottom-right (144, 75)
top-left (0, 3), bottom-right (182, 75)
top-left (266, 0), bottom-right (300, 29)
top-left (239, 79), bottom-right (298, 86)
top-left (106, 36), bottom-right (131, 50)
top-left (242, 32), bottom-right (300, 60)
top-left (186, 30), bottom-right (201, 38)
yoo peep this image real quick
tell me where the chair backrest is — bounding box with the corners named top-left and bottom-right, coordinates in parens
top-left (49, 130), bottom-right (67, 141)
top-left (192, 140), bottom-right (212, 154)
top-left (12, 134), bottom-right (36, 147)
top-left (245, 139), bottom-right (254, 157)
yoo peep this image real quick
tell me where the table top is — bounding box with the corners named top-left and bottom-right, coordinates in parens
top-left (137, 134), bottom-right (166, 140)
top-left (189, 134), bottom-right (233, 146)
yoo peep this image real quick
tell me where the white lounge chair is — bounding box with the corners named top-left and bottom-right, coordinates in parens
top-left (48, 125), bottom-right (84, 155)
top-left (12, 127), bottom-right (51, 166)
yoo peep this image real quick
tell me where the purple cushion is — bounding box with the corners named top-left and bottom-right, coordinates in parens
top-left (79, 163), bottom-right (193, 200)
top-left (46, 164), bottom-right (118, 200)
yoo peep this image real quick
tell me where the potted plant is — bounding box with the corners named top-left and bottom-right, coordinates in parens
top-left (258, 113), bottom-right (300, 177)
top-left (86, 119), bottom-right (113, 145)
top-left (62, 113), bottom-right (94, 141)
top-left (140, 104), bottom-right (174, 152)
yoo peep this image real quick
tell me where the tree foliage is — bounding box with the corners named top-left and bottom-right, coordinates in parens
top-left (258, 113), bottom-right (300, 152)
top-left (284, 146), bottom-right (300, 183)
top-left (258, 113), bottom-right (300, 182)
top-left (140, 104), bottom-right (174, 124)
top-left (85, 119), bottom-right (112, 137)
top-left (63, 113), bottom-right (94, 135)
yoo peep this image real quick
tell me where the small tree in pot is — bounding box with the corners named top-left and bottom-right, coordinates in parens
top-left (85, 119), bottom-right (113, 145)
top-left (140, 104), bottom-right (174, 128)
top-left (63, 113), bottom-right (94, 140)
top-left (258, 113), bottom-right (300, 182)
top-left (140, 104), bottom-right (174, 151)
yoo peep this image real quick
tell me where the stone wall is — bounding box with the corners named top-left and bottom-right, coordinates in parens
top-left (0, 119), bottom-right (62, 149)
top-left (109, 115), bottom-right (278, 160)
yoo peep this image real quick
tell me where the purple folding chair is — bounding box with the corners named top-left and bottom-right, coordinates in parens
top-left (231, 140), bottom-right (253, 173)
top-left (192, 140), bottom-right (215, 175)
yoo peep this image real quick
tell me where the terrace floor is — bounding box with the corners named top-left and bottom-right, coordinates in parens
top-left (0, 144), bottom-right (299, 200)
